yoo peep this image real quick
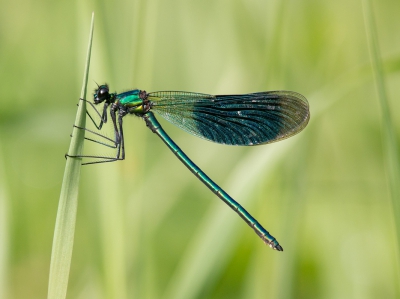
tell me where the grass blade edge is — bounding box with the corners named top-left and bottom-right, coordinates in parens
top-left (47, 12), bottom-right (94, 299)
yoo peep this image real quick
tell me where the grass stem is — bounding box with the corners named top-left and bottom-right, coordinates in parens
top-left (47, 12), bottom-right (94, 299)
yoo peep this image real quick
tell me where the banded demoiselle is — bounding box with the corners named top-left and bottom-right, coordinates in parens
top-left (67, 85), bottom-right (310, 251)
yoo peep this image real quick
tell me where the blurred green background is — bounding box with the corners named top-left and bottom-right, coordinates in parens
top-left (1, 0), bottom-right (400, 298)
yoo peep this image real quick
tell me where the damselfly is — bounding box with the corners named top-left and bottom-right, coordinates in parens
top-left (67, 85), bottom-right (310, 251)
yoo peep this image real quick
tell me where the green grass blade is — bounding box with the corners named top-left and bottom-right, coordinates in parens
top-left (47, 13), bottom-right (94, 299)
top-left (0, 146), bottom-right (9, 299)
top-left (362, 0), bottom-right (400, 271)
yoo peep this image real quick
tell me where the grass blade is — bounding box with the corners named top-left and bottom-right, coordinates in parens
top-left (47, 12), bottom-right (94, 299)
top-left (0, 146), bottom-right (9, 299)
top-left (362, 0), bottom-right (400, 273)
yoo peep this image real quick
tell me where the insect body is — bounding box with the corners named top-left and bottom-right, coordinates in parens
top-left (68, 84), bottom-right (310, 251)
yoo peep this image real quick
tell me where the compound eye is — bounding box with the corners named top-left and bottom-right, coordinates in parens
top-left (94, 84), bottom-right (110, 104)
top-left (98, 86), bottom-right (109, 97)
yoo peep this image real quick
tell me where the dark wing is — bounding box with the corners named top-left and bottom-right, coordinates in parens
top-left (148, 91), bottom-right (310, 146)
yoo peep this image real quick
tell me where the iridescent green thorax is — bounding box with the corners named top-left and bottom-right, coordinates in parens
top-left (116, 89), bottom-right (149, 114)
top-left (118, 89), bottom-right (142, 106)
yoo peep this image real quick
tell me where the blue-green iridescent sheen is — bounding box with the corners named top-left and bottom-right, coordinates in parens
top-left (148, 91), bottom-right (309, 146)
top-left (143, 111), bottom-right (282, 250)
top-left (118, 89), bottom-right (141, 106)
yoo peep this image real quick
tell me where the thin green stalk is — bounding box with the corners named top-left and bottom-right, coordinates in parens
top-left (0, 145), bottom-right (9, 299)
top-left (47, 13), bottom-right (94, 299)
top-left (362, 0), bottom-right (400, 275)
